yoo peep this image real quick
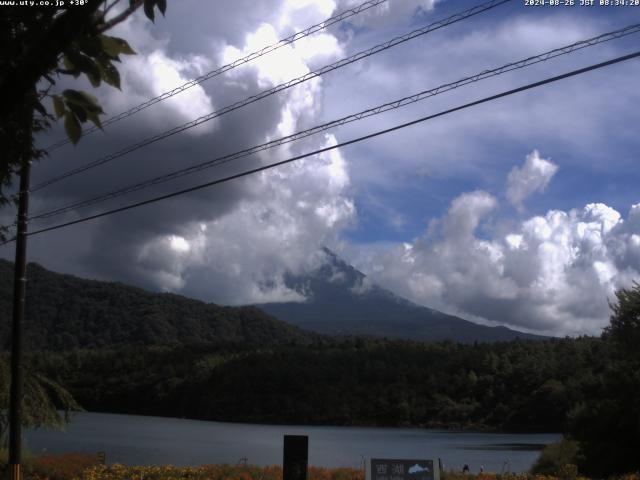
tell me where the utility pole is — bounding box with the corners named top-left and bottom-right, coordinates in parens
top-left (9, 161), bottom-right (31, 480)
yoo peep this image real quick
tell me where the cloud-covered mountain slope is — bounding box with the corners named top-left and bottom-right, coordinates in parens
top-left (258, 249), bottom-right (546, 342)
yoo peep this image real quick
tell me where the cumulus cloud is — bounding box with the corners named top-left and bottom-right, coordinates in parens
top-left (94, 13), bottom-right (218, 135)
top-left (506, 150), bottom-right (558, 211)
top-left (130, 132), bottom-right (355, 304)
top-left (10, 0), bottom-right (359, 306)
top-left (353, 152), bottom-right (640, 336)
top-left (335, 0), bottom-right (438, 28)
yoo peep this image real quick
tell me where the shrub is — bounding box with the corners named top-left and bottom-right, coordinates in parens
top-left (530, 439), bottom-right (580, 476)
top-left (30, 452), bottom-right (100, 480)
top-left (77, 464), bottom-right (365, 480)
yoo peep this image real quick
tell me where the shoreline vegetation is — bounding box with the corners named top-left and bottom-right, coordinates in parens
top-left (2, 452), bottom-right (639, 480)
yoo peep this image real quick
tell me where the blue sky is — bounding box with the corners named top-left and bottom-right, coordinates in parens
top-left (336, 1), bottom-right (640, 242)
top-left (2, 0), bottom-right (640, 336)
top-left (329, 2), bottom-right (640, 335)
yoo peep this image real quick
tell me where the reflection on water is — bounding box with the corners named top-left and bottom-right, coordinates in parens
top-left (25, 412), bottom-right (561, 473)
top-left (457, 443), bottom-right (547, 451)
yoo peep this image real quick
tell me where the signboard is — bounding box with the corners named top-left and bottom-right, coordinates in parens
top-left (367, 458), bottom-right (439, 480)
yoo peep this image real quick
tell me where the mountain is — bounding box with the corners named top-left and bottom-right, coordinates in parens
top-left (258, 248), bottom-right (546, 342)
top-left (0, 259), bottom-right (317, 350)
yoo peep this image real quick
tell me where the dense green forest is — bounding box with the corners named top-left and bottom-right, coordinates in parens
top-left (0, 260), bottom-right (318, 349)
top-left (26, 337), bottom-right (603, 432)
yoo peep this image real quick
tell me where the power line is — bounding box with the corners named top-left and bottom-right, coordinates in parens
top-left (43, 0), bottom-right (389, 152)
top-left (27, 23), bottom-right (640, 222)
top-left (30, 0), bottom-right (510, 193)
top-left (2, 49), bottom-right (635, 244)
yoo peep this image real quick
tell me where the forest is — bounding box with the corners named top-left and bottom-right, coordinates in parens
top-left (6, 322), bottom-right (638, 477)
top-left (0, 259), bottom-right (318, 350)
top-left (28, 337), bottom-right (602, 432)
top-left (1, 260), bottom-right (639, 476)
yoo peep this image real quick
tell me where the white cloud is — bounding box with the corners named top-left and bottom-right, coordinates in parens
top-left (279, 0), bottom-right (337, 31)
top-left (443, 190), bottom-right (497, 239)
top-left (335, 0), bottom-right (438, 28)
top-left (506, 150), bottom-right (558, 211)
top-left (109, 3), bottom-right (357, 305)
top-left (351, 151), bottom-right (640, 336)
top-left (153, 133), bottom-right (356, 304)
top-left (103, 14), bottom-right (217, 134)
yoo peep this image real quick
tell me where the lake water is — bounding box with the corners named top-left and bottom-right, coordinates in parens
top-left (25, 412), bottom-right (561, 473)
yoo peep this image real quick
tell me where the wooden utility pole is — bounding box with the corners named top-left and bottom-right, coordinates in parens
top-left (9, 161), bottom-right (32, 480)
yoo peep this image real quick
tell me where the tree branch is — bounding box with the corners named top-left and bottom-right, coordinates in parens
top-left (103, 0), bottom-right (123, 18)
top-left (97, 0), bottom-right (143, 33)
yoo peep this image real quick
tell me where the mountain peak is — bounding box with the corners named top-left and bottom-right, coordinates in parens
top-left (261, 250), bottom-right (547, 343)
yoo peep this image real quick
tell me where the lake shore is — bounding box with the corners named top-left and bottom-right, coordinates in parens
top-left (24, 412), bottom-right (559, 472)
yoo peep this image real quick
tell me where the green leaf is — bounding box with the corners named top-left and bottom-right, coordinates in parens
top-left (63, 55), bottom-right (79, 77)
top-left (87, 70), bottom-right (101, 88)
top-left (100, 36), bottom-right (120, 58)
top-left (143, 0), bottom-right (155, 22)
top-left (67, 103), bottom-right (88, 123)
top-left (100, 35), bottom-right (136, 56)
top-left (64, 111), bottom-right (82, 145)
top-left (86, 110), bottom-right (103, 130)
top-left (65, 50), bottom-right (101, 85)
top-left (63, 54), bottom-right (74, 70)
top-left (77, 36), bottom-right (102, 57)
top-left (98, 61), bottom-right (121, 90)
top-left (52, 95), bottom-right (65, 118)
top-left (156, 0), bottom-right (166, 15)
top-left (77, 57), bottom-right (101, 86)
top-left (63, 90), bottom-right (104, 114)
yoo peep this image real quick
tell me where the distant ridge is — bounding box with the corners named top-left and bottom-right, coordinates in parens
top-left (0, 259), bottom-right (317, 350)
top-left (258, 248), bottom-right (547, 342)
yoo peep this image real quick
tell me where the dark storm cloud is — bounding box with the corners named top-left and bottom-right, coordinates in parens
top-left (6, 0), bottom-right (358, 302)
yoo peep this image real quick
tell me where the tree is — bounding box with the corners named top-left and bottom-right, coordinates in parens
top-left (0, 0), bottom-right (169, 460)
top-left (0, 355), bottom-right (82, 440)
top-left (604, 281), bottom-right (640, 358)
top-left (0, 0), bottom-right (167, 240)
top-left (568, 282), bottom-right (640, 477)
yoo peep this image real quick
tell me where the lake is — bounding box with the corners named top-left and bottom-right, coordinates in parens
top-left (25, 412), bottom-right (561, 473)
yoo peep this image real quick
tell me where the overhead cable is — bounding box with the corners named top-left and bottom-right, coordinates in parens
top-left (27, 23), bottom-right (640, 221)
top-left (30, 0), bottom-right (510, 192)
top-left (1, 49), bottom-right (634, 244)
top-left (43, 0), bottom-right (389, 152)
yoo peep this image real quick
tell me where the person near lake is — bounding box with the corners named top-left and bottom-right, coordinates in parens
top-left (463, 464), bottom-right (470, 474)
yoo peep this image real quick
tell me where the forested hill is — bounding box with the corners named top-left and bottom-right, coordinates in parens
top-left (0, 260), bottom-right (317, 350)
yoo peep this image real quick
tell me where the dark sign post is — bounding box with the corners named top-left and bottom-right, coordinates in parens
top-left (283, 435), bottom-right (308, 480)
top-left (368, 459), bottom-right (438, 480)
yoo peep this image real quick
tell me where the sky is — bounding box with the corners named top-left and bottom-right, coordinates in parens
top-left (2, 0), bottom-right (640, 337)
